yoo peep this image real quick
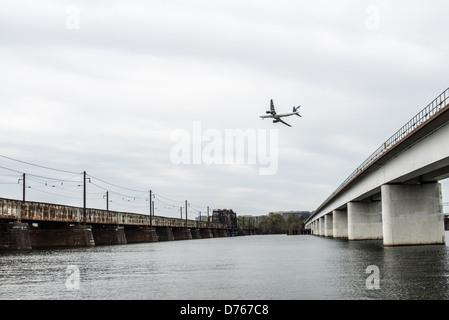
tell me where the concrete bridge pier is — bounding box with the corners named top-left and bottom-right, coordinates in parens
top-left (28, 223), bottom-right (95, 248)
top-left (124, 226), bottom-right (158, 243)
top-left (324, 214), bottom-right (333, 237)
top-left (157, 227), bottom-right (174, 241)
top-left (190, 228), bottom-right (201, 239)
top-left (318, 217), bottom-right (325, 236)
top-left (217, 229), bottom-right (228, 237)
top-left (382, 183), bottom-right (445, 246)
top-left (173, 228), bottom-right (192, 240)
top-left (200, 228), bottom-right (213, 238)
top-left (0, 222), bottom-right (31, 250)
top-left (348, 201), bottom-right (382, 240)
top-left (312, 219), bottom-right (318, 236)
top-left (312, 219), bottom-right (317, 236)
top-left (332, 209), bottom-right (348, 238)
top-left (92, 225), bottom-right (127, 245)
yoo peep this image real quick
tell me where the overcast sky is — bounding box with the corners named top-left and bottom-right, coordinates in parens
top-left (1, 0), bottom-right (449, 218)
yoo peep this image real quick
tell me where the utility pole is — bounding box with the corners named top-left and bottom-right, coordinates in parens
top-left (185, 200), bottom-right (188, 227)
top-left (180, 207), bottom-right (183, 219)
top-left (152, 201), bottom-right (154, 222)
top-left (83, 171), bottom-right (87, 225)
top-left (149, 190), bottom-right (152, 226)
top-left (22, 173), bottom-right (26, 202)
top-left (207, 206), bottom-right (209, 226)
top-left (106, 191), bottom-right (109, 211)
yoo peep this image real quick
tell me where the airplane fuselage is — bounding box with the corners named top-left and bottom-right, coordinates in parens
top-left (259, 111), bottom-right (299, 119)
top-left (260, 99), bottom-right (302, 127)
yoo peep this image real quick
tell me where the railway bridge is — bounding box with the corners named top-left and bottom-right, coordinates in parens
top-left (305, 87), bottom-right (449, 246)
top-left (0, 197), bottom-right (230, 250)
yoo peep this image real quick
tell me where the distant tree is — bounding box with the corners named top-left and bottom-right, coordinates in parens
top-left (258, 214), bottom-right (287, 234)
top-left (286, 215), bottom-right (304, 231)
top-left (238, 216), bottom-right (257, 228)
top-left (258, 216), bottom-right (271, 234)
top-left (270, 214), bottom-right (287, 234)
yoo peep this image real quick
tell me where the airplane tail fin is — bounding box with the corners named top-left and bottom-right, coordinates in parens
top-left (293, 106), bottom-right (301, 112)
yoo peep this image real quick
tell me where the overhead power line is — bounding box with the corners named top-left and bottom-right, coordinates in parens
top-left (0, 154), bottom-right (81, 174)
top-left (0, 154), bottom-right (212, 217)
top-left (87, 173), bottom-right (148, 193)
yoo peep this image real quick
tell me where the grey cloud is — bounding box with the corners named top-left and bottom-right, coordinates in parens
top-left (1, 0), bottom-right (449, 215)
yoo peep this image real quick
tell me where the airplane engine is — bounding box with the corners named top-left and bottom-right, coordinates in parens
top-left (273, 119), bottom-right (279, 123)
top-left (266, 111), bottom-right (271, 114)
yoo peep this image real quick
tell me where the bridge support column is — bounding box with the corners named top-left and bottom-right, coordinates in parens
top-left (217, 229), bottom-right (228, 237)
top-left (29, 224), bottom-right (95, 248)
top-left (333, 209), bottom-right (348, 239)
top-left (317, 217), bottom-right (324, 236)
top-left (382, 183), bottom-right (445, 246)
top-left (324, 214), bottom-right (333, 237)
top-left (92, 225), bottom-right (127, 245)
top-left (173, 228), bottom-right (192, 240)
top-left (0, 222), bottom-right (31, 250)
top-left (124, 226), bottom-right (158, 243)
top-left (200, 228), bottom-right (213, 238)
top-left (190, 228), bottom-right (201, 239)
top-left (348, 201), bottom-right (382, 240)
top-left (157, 227), bottom-right (174, 241)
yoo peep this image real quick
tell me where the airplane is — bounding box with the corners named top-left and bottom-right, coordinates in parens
top-left (260, 99), bottom-right (302, 127)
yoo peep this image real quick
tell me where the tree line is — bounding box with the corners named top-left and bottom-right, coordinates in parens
top-left (239, 214), bottom-right (304, 234)
top-left (257, 214), bottom-right (305, 234)
top-left (237, 214), bottom-right (306, 234)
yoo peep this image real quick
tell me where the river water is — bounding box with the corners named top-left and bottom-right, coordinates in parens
top-left (1, 233), bottom-right (449, 300)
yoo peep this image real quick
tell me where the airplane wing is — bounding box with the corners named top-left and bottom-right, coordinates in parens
top-left (270, 99), bottom-right (276, 115)
top-left (278, 118), bottom-right (292, 127)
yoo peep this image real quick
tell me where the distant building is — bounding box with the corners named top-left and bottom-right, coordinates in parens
top-left (212, 209), bottom-right (238, 229)
top-left (269, 211), bottom-right (312, 220)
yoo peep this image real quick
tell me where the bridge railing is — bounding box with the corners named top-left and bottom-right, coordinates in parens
top-left (313, 87), bottom-right (449, 216)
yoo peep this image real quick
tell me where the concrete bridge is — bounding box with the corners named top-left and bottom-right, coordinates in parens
top-left (305, 87), bottom-right (449, 246)
top-left (0, 197), bottom-right (231, 250)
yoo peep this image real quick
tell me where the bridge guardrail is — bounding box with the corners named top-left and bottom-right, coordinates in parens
top-left (311, 87), bottom-right (449, 219)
